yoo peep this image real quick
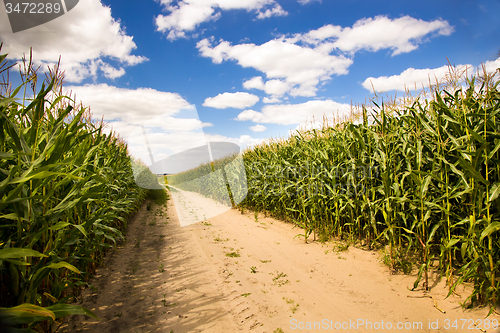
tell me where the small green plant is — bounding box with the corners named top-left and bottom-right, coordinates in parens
top-left (241, 293), bottom-right (251, 297)
top-left (159, 264), bottom-right (165, 273)
top-left (226, 251), bottom-right (240, 257)
top-left (250, 266), bottom-right (257, 273)
top-left (274, 329), bottom-right (284, 333)
top-left (283, 297), bottom-right (299, 313)
top-left (162, 295), bottom-right (178, 308)
top-left (272, 271), bottom-right (289, 286)
top-left (260, 260), bottom-right (271, 263)
top-left (333, 242), bottom-right (350, 253)
top-left (214, 235), bottom-right (228, 242)
top-left (254, 210), bottom-right (259, 223)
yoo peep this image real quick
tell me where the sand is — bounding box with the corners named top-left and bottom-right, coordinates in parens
top-left (60, 189), bottom-right (500, 333)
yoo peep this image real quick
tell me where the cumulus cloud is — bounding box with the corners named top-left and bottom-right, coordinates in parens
top-left (235, 100), bottom-right (353, 125)
top-left (297, 0), bottom-right (321, 4)
top-left (205, 133), bottom-right (265, 150)
top-left (299, 15), bottom-right (453, 56)
top-left (484, 57), bottom-right (500, 76)
top-left (0, 0), bottom-right (147, 83)
top-left (203, 92), bottom-right (259, 109)
top-left (198, 15), bottom-right (452, 97)
top-left (64, 84), bottom-right (228, 165)
top-left (198, 38), bottom-right (352, 97)
top-left (243, 76), bottom-right (264, 90)
top-left (263, 96), bottom-right (281, 103)
top-left (155, 0), bottom-right (287, 40)
top-left (66, 84), bottom-right (192, 124)
top-left (250, 124), bottom-right (267, 132)
top-left (361, 65), bottom-right (473, 92)
top-left (65, 83), bottom-right (209, 157)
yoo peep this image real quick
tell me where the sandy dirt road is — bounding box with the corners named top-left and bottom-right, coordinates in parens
top-left (61, 190), bottom-right (499, 333)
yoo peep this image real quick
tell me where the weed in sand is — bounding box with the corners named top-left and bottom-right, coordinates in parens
top-left (283, 297), bottom-right (299, 313)
top-left (214, 235), bottom-right (229, 242)
top-left (272, 271), bottom-right (290, 286)
top-left (226, 251), bottom-right (240, 258)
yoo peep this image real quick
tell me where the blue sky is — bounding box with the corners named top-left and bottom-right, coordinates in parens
top-left (1, 0), bottom-right (499, 163)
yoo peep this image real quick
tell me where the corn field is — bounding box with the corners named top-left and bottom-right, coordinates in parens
top-left (166, 143), bottom-right (248, 207)
top-left (240, 67), bottom-right (500, 312)
top-left (0, 48), bottom-right (152, 332)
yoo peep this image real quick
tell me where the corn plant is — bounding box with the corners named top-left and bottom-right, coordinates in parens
top-left (239, 65), bottom-right (500, 312)
top-left (0, 47), bottom-right (150, 331)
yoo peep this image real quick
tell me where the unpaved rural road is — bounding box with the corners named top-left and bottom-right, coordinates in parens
top-left (60, 190), bottom-right (498, 333)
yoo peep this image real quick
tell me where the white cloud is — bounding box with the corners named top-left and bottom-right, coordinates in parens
top-left (0, 0), bottom-right (147, 83)
top-left (362, 64), bottom-right (474, 92)
top-left (205, 133), bottom-right (264, 150)
top-left (250, 124), bottom-right (266, 132)
top-left (199, 16), bottom-right (452, 97)
top-left (484, 57), bottom-right (500, 76)
top-left (203, 92), bottom-right (259, 109)
top-left (235, 100), bottom-right (353, 125)
top-left (263, 96), bottom-right (281, 103)
top-left (300, 15), bottom-right (453, 56)
top-left (65, 84), bottom-right (225, 165)
top-left (297, 0), bottom-right (321, 4)
top-left (66, 84), bottom-right (192, 127)
top-left (155, 0), bottom-right (287, 40)
top-left (243, 76), bottom-right (265, 90)
top-left (198, 38), bottom-right (352, 97)
top-left (256, 5), bottom-right (287, 19)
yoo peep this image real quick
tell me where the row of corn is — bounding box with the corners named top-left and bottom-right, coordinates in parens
top-left (0, 49), bottom-right (152, 331)
top-left (240, 68), bottom-right (500, 312)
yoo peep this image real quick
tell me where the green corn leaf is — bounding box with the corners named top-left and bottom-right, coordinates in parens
top-left (0, 248), bottom-right (47, 259)
top-left (487, 182), bottom-right (500, 202)
top-left (2, 259), bottom-right (31, 266)
top-left (45, 261), bottom-right (81, 274)
top-left (73, 224), bottom-right (88, 238)
top-left (445, 238), bottom-right (460, 250)
top-left (46, 303), bottom-right (98, 320)
top-left (480, 222), bottom-right (500, 242)
top-left (0, 303), bottom-right (55, 325)
top-left (48, 222), bottom-right (71, 231)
